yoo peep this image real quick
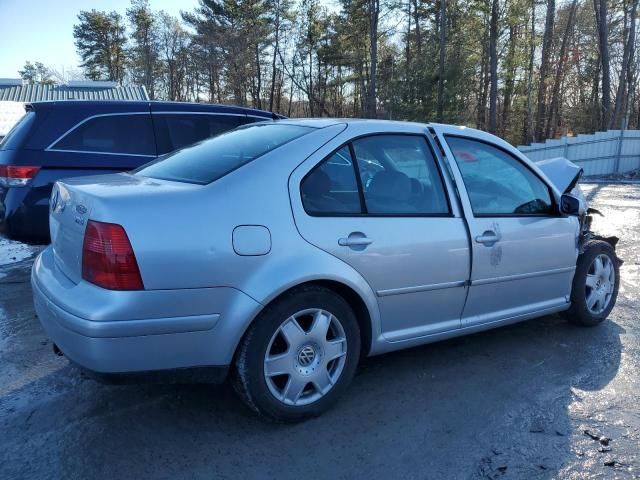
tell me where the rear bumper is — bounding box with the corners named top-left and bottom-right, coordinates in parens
top-left (64, 353), bottom-right (230, 385)
top-left (32, 247), bottom-right (263, 376)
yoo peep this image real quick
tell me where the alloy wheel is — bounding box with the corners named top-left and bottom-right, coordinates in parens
top-left (263, 308), bottom-right (347, 406)
top-left (585, 253), bottom-right (615, 315)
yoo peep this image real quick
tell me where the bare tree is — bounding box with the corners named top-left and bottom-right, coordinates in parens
top-left (612, 0), bottom-right (639, 128)
top-left (534, 0), bottom-right (555, 140)
top-left (436, 0), bottom-right (446, 122)
top-left (523, 0), bottom-right (535, 144)
top-left (546, 0), bottom-right (579, 138)
top-left (365, 0), bottom-right (380, 118)
top-left (593, 0), bottom-right (611, 128)
top-left (488, 0), bottom-right (499, 133)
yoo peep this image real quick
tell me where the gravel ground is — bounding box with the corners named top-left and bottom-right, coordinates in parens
top-left (0, 183), bottom-right (638, 480)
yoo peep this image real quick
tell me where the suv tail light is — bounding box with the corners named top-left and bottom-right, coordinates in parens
top-left (0, 165), bottom-right (40, 187)
top-left (82, 220), bottom-right (144, 290)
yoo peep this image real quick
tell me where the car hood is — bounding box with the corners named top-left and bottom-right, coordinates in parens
top-left (535, 157), bottom-right (583, 194)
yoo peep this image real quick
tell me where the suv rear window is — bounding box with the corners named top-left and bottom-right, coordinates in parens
top-left (0, 111), bottom-right (34, 151)
top-left (135, 123), bottom-right (313, 184)
top-left (51, 114), bottom-right (155, 156)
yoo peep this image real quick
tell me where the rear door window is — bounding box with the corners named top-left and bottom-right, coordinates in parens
top-left (51, 114), bottom-right (156, 156)
top-left (352, 135), bottom-right (450, 215)
top-left (153, 114), bottom-right (244, 154)
top-left (135, 123), bottom-right (313, 184)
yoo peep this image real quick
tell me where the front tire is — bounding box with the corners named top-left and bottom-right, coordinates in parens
top-left (565, 240), bottom-right (620, 327)
top-left (233, 285), bottom-right (361, 422)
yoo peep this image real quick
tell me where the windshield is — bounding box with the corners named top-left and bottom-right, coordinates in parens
top-left (135, 123), bottom-right (313, 184)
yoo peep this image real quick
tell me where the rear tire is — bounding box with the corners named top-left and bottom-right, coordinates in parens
top-left (232, 285), bottom-right (361, 422)
top-left (564, 240), bottom-right (620, 327)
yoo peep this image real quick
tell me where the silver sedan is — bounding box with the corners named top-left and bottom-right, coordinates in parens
top-left (32, 119), bottom-right (620, 422)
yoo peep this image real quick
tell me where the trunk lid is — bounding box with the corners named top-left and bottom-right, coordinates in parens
top-left (49, 173), bottom-right (198, 284)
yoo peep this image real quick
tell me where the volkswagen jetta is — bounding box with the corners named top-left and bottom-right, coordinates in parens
top-left (32, 119), bottom-right (621, 422)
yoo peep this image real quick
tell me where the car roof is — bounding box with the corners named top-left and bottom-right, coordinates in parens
top-left (274, 118), bottom-right (433, 129)
top-left (26, 100), bottom-right (277, 118)
top-left (274, 118), bottom-right (437, 130)
top-left (276, 118), bottom-right (505, 144)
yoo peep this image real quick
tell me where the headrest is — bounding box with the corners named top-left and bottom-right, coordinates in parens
top-left (409, 177), bottom-right (423, 194)
top-left (368, 170), bottom-right (411, 201)
top-left (304, 168), bottom-right (331, 196)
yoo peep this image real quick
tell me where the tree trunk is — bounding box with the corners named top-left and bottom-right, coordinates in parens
top-left (366, 0), bottom-right (380, 118)
top-left (523, 0), bottom-right (536, 144)
top-left (488, 0), bottom-right (499, 133)
top-left (546, 0), bottom-right (579, 139)
top-left (269, 0), bottom-right (281, 112)
top-left (590, 55), bottom-right (601, 131)
top-left (623, 2), bottom-right (638, 129)
top-left (255, 42), bottom-right (262, 109)
top-left (437, 0), bottom-right (446, 122)
top-left (405, 1), bottom-right (412, 104)
top-left (308, 48), bottom-right (314, 116)
top-left (594, 0), bottom-right (611, 129)
top-left (612, 0), bottom-right (639, 128)
top-left (477, 41), bottom-right (488, 130)
top-left (412, 0), bottom-right (422, 55)
top-left (501, 25), bottom-right (518, 137)
top-left (534, 0), bottom-right (556, 141)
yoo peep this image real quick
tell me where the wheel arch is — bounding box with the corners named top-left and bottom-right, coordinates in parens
top-left (233, 278), bottom-right (376, 364)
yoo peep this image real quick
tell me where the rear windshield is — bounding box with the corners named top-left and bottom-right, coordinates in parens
top-left (0, 111), bottom-right (33, 150)
top-left (135, 123), bottom-right (313, 184)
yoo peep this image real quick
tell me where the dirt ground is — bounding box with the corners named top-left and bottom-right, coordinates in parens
top-left (0, 183), bottom-right (638, 479)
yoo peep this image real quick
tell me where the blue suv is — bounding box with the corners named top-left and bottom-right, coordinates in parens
top-left (0, 101), bottom-right (278, 242)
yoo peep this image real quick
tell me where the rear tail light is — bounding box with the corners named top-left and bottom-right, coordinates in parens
top-left (82, 220), bottom-right (144, 290)
top-left (0, 165), bottom-right (40, 187)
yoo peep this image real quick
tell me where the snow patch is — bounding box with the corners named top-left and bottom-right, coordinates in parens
top-left (0, 236), bottom-right (36, 265)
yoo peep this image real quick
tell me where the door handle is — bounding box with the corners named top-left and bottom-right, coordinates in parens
top-left (338, 232), bottom-right (373, 249)
top-left (338, 237), bottom-right (373, 247)
top-left (475, 231), bottom-right (500, 245)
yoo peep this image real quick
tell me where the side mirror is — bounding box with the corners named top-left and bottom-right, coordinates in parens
top-left (560, 193), bottom-right (585, 216)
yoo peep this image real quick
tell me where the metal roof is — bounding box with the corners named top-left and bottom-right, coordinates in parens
top-left (0, 83), bottom-right (149, 102)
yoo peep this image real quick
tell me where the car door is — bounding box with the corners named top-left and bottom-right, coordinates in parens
top-left (291, 133), bottom-right (470, 342)
top-left (433, 127), bottom-right (578, 327)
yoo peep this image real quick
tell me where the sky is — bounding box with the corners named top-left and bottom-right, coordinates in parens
top-left (0, 0), bottom-right (199, 78)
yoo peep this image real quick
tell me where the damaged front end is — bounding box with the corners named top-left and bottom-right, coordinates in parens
top-left (577, 207), bottom-right (622, 263)
top-left (537, 157), bottom-right (623, 264)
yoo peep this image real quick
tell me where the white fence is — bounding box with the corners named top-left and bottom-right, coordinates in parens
top-left (517, 130), bottom-right (640, 176)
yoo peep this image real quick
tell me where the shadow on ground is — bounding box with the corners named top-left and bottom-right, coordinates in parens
top-left (0, 260), bottom-right (625, 479)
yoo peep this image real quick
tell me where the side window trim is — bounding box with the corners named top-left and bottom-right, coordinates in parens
top-left (301, 133), bottom-right (454, 218)
top-left (421, 131), bottom-right (455, 216)
top-left (348, 142), bottom-right (368, 214)
top-left (443, 133), bottom-right (558, 218)
top-left (46, 112), bottom-right (156, 157)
